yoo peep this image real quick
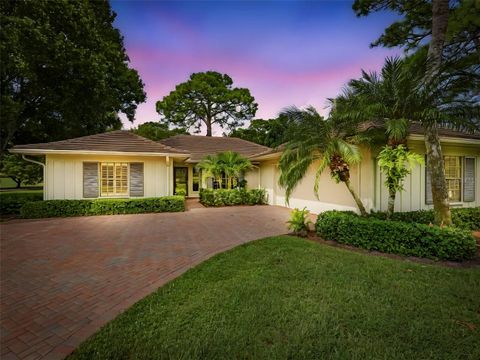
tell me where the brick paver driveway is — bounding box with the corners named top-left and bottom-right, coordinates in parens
top-left (0, 205), bottom-right (291, 359)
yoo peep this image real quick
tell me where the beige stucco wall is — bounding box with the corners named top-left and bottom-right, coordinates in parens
top-left (258, 148), bottom-right (375, 214)
top-left (375, 139), bottom-right (480, 211)
top-left (45, 154), bottom-right (171, 200)
top-left (259, 140), bottom-right (479, 214)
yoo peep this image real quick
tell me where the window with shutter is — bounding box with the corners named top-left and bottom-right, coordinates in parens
top-left (83, 162), bottom-right (99, 198)
top-left (425, 156), bottom-right (476, 204)
top-left (464, 157), bottom-right (475, 202)
top-left (130, 163), bottom-right (144, 197)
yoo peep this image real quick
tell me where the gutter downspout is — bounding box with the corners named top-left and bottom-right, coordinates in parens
top-left (22, 155), bottom-right (46, 200)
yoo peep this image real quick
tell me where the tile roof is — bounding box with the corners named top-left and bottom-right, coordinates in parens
top-left (158, 135), bottom-right (271, 161)
top-left (11, 130), bottom-right (189, 154)
top-left (408, 123), bottom-right (480, 140)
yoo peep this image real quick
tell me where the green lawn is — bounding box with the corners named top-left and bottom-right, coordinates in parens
top-left (69, 236), bottom-right (480, 360)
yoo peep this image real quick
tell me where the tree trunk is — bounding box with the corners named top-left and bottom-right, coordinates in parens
top-left (387, 188), bottom-right (395, 219)
top-left (425, 123), bottom-right (452, 225)
top-left (205, 116), bottom-right (212, 136)
top-left (424, 0), bottom-right (452, 226)
top-left (11, 177), bottom-right (21, 188)
top-left (344, 179), bottom-right (367, 216)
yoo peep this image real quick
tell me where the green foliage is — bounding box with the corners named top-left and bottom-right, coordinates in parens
top-left (351, 1), bottom-right (479, 132)
top-left (377, 145), bottom-right (423, 215)
top-left (0, 154), bottom-right (43, 188)
top-left (20, 196), bottom-right (185, 219)
top-left (197, 151), bottom-right (253, 189)
top-left (369, 207), bottom-right (480, 231)
top-left (316, 211), bottom-right (477, 261)
top-left (0, 0), bottom-right (146, 152)
top-left (278, 106), bottom-right (367, 215)
top-left (156, 71), bottom-right (257, 136)
top-left (199, 188), bottom-right (266, 207)
top-left (286, 208), bottom-right (312, 236)
top-left (228, 114), bottom-right (292, 147)
top-left (132, 122), bottom-right (188, 141)
top-left (0, 190), bottom-right (43, 215)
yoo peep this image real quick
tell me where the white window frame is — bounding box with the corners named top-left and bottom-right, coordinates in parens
top-left (99, 162), bottom-right (130, 197)
top-left (444, 155), bottom-right (462, 203)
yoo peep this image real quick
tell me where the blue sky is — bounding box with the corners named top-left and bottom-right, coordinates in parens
top-left (111, 0), bottom-right (400, 133)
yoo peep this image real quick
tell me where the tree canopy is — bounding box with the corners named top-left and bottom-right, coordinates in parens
top-left (156, 71), bottom-right (257, 136)
top-left (228, 115), bottom-right (293, 148)
top-left (0, 0), bottom-right (146, 153)
top-left (0, 154), bottom-right (42, 188)
top-left (132, 122), bottom-right (189, 141)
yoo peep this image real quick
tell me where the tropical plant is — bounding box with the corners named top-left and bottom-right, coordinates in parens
top-left (377, 145), bottom-right (424, 218)
top-left (330, 56), bottom-right (479, 225)
top-left (278, 106), bottom-right (367, 216)
top-left (352, 0), bottom-right (480, 225)
top-left (196, 151), bottom-right (253, 190)
top-left (196, 154), bottom-right (224, 188)
top-left (216, 151), bottom-right (253, 189)
top-left (287, 208), bottom-right (312, 237)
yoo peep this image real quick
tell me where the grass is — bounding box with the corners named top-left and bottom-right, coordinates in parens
top-left (0, 177), bottom-right (43, 190)
top-left (69, 236), bottom-right (480, 360)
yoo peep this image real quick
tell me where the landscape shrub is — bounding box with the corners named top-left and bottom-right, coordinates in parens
top-left (369, 207), bottom-right (480, 230)
top-left (287, 208), bottom-right (312, 237)
top-left (20, 196), bottom-right (185, 218)
top-left (0, 191), bottom-right (43, 215)
top-left (315, 211), bottom-right (477, 261)
top-left (199, 188), bottom-right (266, 207)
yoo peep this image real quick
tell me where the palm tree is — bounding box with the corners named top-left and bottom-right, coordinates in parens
top-left (330, 56), bottom-right (479, 225)
top-left (216, 151), bottom-right (253, 189)
top-left (278, 106), bottom-right (368, 216)
top-left (196, 154), bottom-right (223, 189)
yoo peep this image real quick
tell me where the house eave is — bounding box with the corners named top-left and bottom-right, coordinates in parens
top-left (408, 134), bottom-right (480, 146)
top-left (9, 148), bottom-right (190, 158)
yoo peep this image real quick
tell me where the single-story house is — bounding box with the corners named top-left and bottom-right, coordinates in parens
top-left (11, 126), bottom-right (480, 213)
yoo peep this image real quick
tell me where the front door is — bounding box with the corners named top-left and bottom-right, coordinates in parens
top-left (174, 167), bottom-right (188, 196)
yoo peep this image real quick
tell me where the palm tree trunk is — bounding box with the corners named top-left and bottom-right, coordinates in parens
top-left (425, 124), bottom-right (452, 225)
top-left (344, 179), bottom-right (367, 216)
top-left (387, 188), bottom-right (395, 219)
top-left (423, 0), bottom-right (452, 226)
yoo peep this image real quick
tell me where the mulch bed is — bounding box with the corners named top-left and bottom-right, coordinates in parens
top-left (300, 231), bottom-right (480, 269)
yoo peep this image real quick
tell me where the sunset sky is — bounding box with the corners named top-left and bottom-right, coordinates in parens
top-left (111, 0), bottom-right (400, 134)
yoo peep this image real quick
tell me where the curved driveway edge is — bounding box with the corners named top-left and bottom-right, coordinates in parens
top-left (1, 205), bottom-right (291, 360)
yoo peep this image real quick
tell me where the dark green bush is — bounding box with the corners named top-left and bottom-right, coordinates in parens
top-left (20, 196), bottom-right (185, 218)
top-left (0, 191), bottom-right (43, 215)
top-left (316, 211), bottom-right (477, 261)
top-left (199, 188), bottom-right (266, 207)
top-left (369, 207), bottom-right (480, 230)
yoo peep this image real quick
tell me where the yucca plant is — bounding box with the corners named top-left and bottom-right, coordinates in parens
top-left (278, 106), bottom-right (367, 216)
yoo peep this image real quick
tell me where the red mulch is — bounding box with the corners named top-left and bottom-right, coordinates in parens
top-left (302, 231), bottom-right (480, 269)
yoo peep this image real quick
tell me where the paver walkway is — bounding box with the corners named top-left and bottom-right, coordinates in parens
top-left (0, 205), bottom-right (291, 359)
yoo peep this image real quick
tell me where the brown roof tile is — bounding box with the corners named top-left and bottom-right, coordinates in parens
top-left (158, 135), bottom-right (271, 161)
top-left (11, 130), bottom-right (189, 154)
top-left (409, 122), bottom-right (480, 140)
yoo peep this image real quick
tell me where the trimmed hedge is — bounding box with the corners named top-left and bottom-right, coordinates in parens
top-left (199, 188), bottom-right (267, 207)
top-left (0, 191), bottom-right (43, 215)
top-left (20, 196), bottom-right (185, 219)
top-left (316, 211), bottom-right (477, 261)
top-left (369, 207), bottom-right (480, 230)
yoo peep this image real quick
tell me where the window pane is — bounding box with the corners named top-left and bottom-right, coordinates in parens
top-left (101, 162), bottom-right (128, 196)
top-left (444, 156), bottom-right (462, 202)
